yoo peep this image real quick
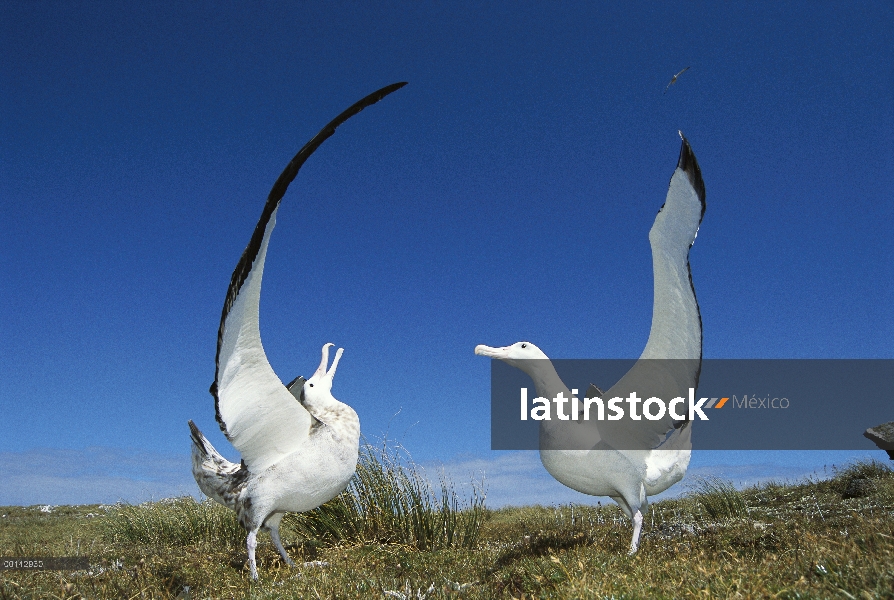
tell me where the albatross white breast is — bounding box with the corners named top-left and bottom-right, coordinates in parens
top-left (476, 132), bottom-right (706, 554)
top-left (188, 82), bottom-right (405, 579)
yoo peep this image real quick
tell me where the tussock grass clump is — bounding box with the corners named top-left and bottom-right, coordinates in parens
top-left (103, 497), bottom-right (244, 549)
top-left (830, 458), bottom-right (893, 500)
top-left (693, 477), bottom-right (748, 520)
top-left (832, 458), bottom-right (893, 482)
top-left (284, 442), bottom-right (485, 550)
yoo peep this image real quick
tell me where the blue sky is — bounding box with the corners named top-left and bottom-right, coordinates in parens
top-left (1, 2), bottom-right (892, 506)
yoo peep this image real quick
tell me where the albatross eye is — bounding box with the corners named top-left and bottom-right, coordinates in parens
top-left (521, 344), bottom-right (527, 348)
top-left (309, 383), bottom-right (314, 387)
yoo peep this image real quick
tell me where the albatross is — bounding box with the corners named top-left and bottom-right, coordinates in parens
top-left (187, 82), bottom-right (406, 579)
top-left (476, 132), bottom-right (706, 554)
top-left (664, 66), bottom-right (691, 94)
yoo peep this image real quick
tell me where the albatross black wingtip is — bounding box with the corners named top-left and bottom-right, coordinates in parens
top-left (377, 81), bottom-right (409, 95)
top-left (188, 419), bottom-right (206, 453)
top-left (676, 131), bottom-right (706, 211)
top-left (268, 81), bottom-right (408, 202)
top-left (212, 82), bottom-right (408, 419)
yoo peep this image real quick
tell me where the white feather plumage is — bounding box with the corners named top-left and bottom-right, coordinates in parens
top-left (476, 133), bottom-right (706, 554)
top-left (189, 83), bottom-right (405, 579)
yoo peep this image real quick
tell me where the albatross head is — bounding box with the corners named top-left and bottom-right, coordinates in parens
top-left (303, 343), bottom-right (343, 404)
top-left (476, 341), bottom-right (568, 404)
top-left (301, 342), bottom-right (359, 442)
top-left (475, 341), bottom-right (550, 369)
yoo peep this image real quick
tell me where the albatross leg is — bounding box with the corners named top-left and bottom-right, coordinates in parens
top-left (612, 494), bottom-right (645, 554)
top-left (265, 513), bottom-right (296, 567)
top-left (628, 510), bottom-right (644, 554)
top-left (247, 529), bottom-right (259, 579)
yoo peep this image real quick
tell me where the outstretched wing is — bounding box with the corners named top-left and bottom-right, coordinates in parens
top-left (663, 66), bottom-right (691, 94)
top-left (593, 133), bottom-right (705, 450)
top-left (211, 82), bottom-right (407, 472)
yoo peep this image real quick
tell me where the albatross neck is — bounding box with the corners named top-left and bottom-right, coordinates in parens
top-left (520, 359), bottom-right (571, 400)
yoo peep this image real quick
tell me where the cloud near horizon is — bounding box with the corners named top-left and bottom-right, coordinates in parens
top-left (0, 447), bottom-right (198, 506)
top-left (5, 447), bottom-right (880, 508)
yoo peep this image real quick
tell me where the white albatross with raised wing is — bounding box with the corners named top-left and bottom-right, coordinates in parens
top-left (476, 132), bottom-right (706, 554)
top-left (187, 82), bottom-right (406, 579)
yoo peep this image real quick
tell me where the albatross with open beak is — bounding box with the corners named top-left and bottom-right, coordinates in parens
top-left (188, 82), bottom-right (406, 579)
top-left (476, 132), bottom-right (706, 554)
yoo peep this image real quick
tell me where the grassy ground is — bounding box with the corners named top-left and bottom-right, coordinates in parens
top-left (1, 460), bottom-right (892, 599)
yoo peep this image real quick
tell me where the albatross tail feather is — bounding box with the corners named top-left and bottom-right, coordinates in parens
top-left (188, 420), bottom-right (249, 509)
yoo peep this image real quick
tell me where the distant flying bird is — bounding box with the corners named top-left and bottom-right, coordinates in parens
top-left (188, 81), bottom-right (406, 580)
top-left (664, 66), bottom-right (691, 94)
top-left (476, 132), bottom-right (706, 554)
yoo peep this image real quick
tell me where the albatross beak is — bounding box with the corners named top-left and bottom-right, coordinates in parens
top-left (315, 343), bottom-right (335, 377)
top-left (475, 344), bottom-right (509, 359)
top-left (314, 343), bottom-right (344, 380)
top-left (327, 347), bottom-right (344, 379)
